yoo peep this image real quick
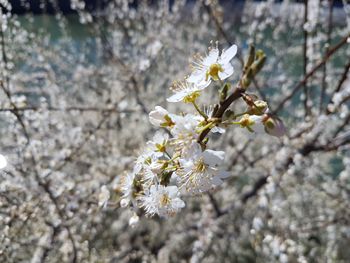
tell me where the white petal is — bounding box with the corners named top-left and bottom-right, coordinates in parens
top-left (186, 142), bottom-right (202, 160)
top-left (148, 106), bottom-right (168, 126)
top-left (173, 198), bottom-right (185, 208)
top-left (212, 176), bottom-right (223, 186)
top-left (218, 63), bottom-right (234, 80)
top-left (167, 186), bottom-right (179, 197)
top-left (203, 48), bottom-right (219, 66)
top-left (152, 131), bottom-right (168, 143)
top-left (188, 69), bottom-right (206, 83)
top-left (219, 44), bottom-right (237, 64)
top-left (211, 126), bottom-right (225, 134)
top-left (218, 170), bottom-right (230, 179)
top-left (203, 149), bottom-right (225, 167)
top-left (250, 115), bottom-right (265, 134)
top-left (167, 90), bottom-right (187, 102)
top-left (197, 80), bottom-right (211, 90)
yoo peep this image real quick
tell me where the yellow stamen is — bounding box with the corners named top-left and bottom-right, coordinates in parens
top-left (183, 91), bottom-right (201, 103)
top-left (160, 194), bottom-right (171, 207)
top-left (206, 63), bottom-right (224, 81)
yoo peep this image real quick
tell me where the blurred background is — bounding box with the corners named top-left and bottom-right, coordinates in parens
top-left (0, 0), bottom-right (350, 262)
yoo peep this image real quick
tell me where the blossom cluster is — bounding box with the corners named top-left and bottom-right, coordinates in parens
top-left (101, 42), bottom-right (286, 222)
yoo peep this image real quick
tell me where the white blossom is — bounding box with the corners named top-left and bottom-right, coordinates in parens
top-left (148, 106), bottom-right (174, 127)
top-left (188, 44), bottom-right (237, 87)
top-left (167, 80), bottom-right (208, 103)
top-left (139, 185), bottom-right (185, 217)
top-left (179, 143), bottom-right (230, 193)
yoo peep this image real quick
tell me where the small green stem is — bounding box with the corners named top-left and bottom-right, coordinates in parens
top-left (197, 121), bottom-right (215, 133)
top-left (164, 150), bottom-right (172, 159)
top-left (233, 111), bottom-right (248, 119)
top-left (229, 121), bottom-right (241, 125)
top-left (192, 101), bottom-right (208, 119)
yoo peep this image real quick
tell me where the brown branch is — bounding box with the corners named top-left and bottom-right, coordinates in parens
top-left (272, 32), bottom-right (350, 114)
top-left (197, 86), bottom-right (245, 143)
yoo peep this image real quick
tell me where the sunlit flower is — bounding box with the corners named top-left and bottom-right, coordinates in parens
top-left (237, 114), bottom-right (265, 134)
top-left (134, 148), bottom-right (160, 174)
top-left (170, 113), bottom-right (201, 138)
top-left (188, 43), bottom-right (237, 86)
top-left (98, 185), bottom-right (110, 208)
top-left (149, 106), bottom-right (175, 127)
top-left (179, 143), bottom-right (230, 193)
top-left (139, 185), bottom-right (185, 217)
top-left (167, 80), bottom-right (208, 103)
top-left (146, 131), bottom-right (169, 156)
top-left (170, 114), bottom-right (202, 152)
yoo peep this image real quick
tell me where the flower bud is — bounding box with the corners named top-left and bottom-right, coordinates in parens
top-left (244, 44), bottom-right (255, 71)
top-left (251, 51), bottom-right (266, 76)
top-left (248, 100), bottom-right (269, 115)
top-left (149, 106), bottom-right (174, 127)
top-left (263, 116), bottom-right (286, 137)
top-left (220, 83), bottom-right (230, 102)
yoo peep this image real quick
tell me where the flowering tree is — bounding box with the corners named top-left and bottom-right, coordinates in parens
top-left (0, 0), bottom-right (350, 262)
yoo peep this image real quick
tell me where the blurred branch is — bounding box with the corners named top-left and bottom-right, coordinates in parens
top-left (320, 0), bottom-right (334, 112)
top-left (0, 26), bottom-right (78, 263)
top-left (273, 32), bottom-right (350, 114)
top-left (326, 57), bottom-right (350, 114)
top-left (303, 0), bottom-right (310, 117)
top-left (0, 105), bottom-right (135, 113)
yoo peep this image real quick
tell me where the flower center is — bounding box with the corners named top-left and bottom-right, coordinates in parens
top-left (183, 91), bottom-right (201, 103)
top-left (239, 114), bottom-right (255, 128)
top-left (194, 159), bottom-right (207, 173)
top-left (160, 193), bottom-right (171, 207)
top-left (161, 115), bottom-right (175, 128)
top-left (206, 63), bottom-right (223, 81)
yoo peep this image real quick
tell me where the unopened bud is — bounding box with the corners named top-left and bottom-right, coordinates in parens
top-left (251, 54), bottom-right (266, 76)
top-left (244, 44), bottom-right (255, 71)
top-left (263, 116), bottom-right (286, 137)
top-left (242, 76), bottom-right (251, 89)
top-left (248, 100), bottom-right (268, 115)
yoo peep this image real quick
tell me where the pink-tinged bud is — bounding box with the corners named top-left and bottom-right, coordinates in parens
top-left (263, 116), bottom-right (286, 137)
